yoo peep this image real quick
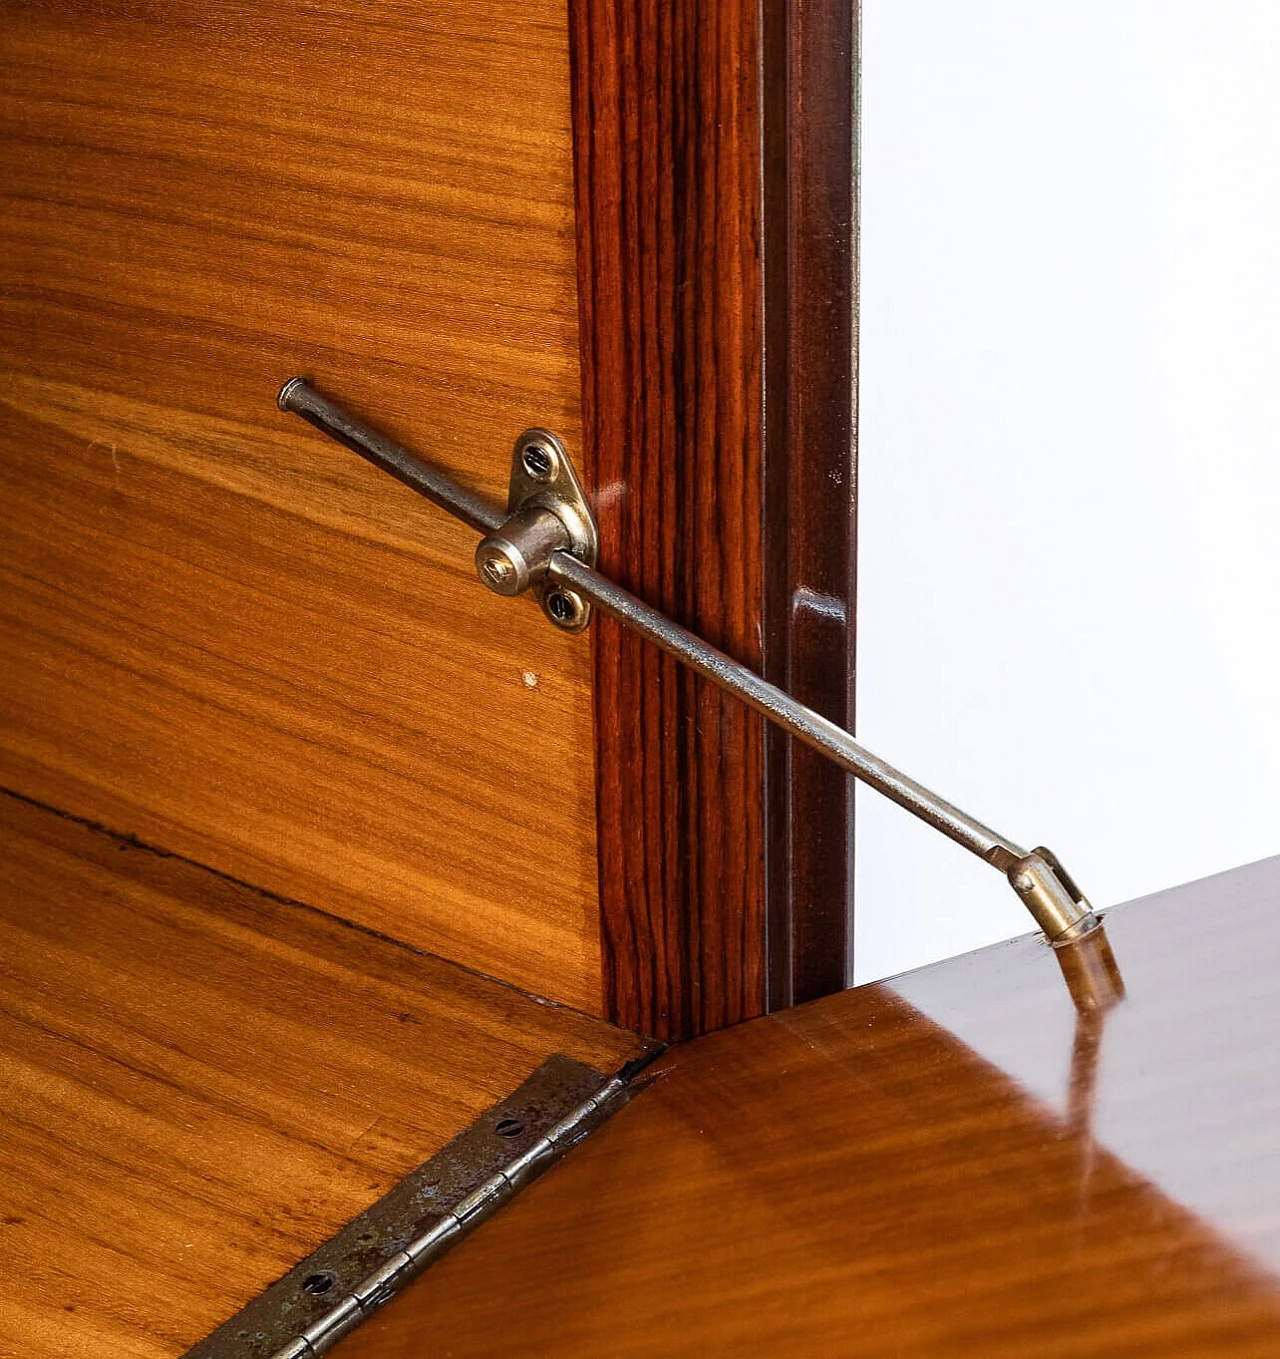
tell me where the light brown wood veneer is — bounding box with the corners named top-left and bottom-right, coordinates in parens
top-left (0, 791), bottom-right (646, 1359)
top-left (0, 0), bottom-right (599, 1008)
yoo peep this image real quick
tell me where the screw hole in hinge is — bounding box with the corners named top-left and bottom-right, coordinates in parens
top-left (302, 1273), bottom-right (336, 1296)
top-left (495, 1118), bottom-right (525, 1139)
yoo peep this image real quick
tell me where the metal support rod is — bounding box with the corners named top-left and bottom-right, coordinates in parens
top-left (549, 552), bottom-right (1016, 865)
top-left (278, 378), bottom-right (1100, 945)
top-left (278, 377), bottom-right (504, 537)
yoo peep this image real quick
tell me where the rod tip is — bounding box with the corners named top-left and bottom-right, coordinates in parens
top-left (277, 376), bottom-right (309, 413)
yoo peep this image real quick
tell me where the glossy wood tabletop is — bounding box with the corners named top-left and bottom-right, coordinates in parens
top-left (337, 855), bottom-right (1280, 1357)
top-left (0, 792), bottom-right (646, 1359)
top-left (0, 0), bottom-right (601, 1010)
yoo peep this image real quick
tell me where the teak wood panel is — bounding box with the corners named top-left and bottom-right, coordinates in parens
top-left (568, 0), bottom-right (860, 1037)
top-left (0, 2), bottom-right (601, 1009)
top-left (0, 791), bottom-right (646, 1359)
top-left (336, 857), bottom-right (1280, 1357)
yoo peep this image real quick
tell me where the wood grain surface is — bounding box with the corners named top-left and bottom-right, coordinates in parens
top-left (0, 2), bottom-right (602, 1008)
top-left (569, 0), bottom-right (767, 1039)
top-left (569, 0), bottom-right (861, 1035)
top-left (335, 856), bottom-right (1280, 1357)
top-left (761, 0), bottom-right (860, 1005)
top-left (0, 790), bottom-right (645, 1359)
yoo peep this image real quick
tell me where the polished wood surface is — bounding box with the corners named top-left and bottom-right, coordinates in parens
top-left (0, 791), bottom-right (646, 1359)
top-left (569, 0), bottom-right (860, 1037)
top-left (336, 856), bottom-right (1280, 1357)
top-left (0, 1), bottom-right (602, 1009)
top-left (761, 0), bottom-right (860, 1006)
top-left (570, 0), bottom-right (767, 1039)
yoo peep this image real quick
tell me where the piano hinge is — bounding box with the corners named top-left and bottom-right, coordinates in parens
top-left (184, 1051), bottom-right (660, 1359)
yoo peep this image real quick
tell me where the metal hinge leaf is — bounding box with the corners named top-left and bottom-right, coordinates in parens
top-left (184, 1054), bottom-right (650, 1359)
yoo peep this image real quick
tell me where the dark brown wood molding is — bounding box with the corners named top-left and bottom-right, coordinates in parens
top-left (568, 0), bottom-right (766, 1041)
top-left (762, 0), bottom-right (860, 1007)
top-left (569, 0), bottom-right (859, 1038)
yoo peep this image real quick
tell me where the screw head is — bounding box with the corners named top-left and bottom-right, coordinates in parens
top-left (521, 442), bottom-right (557, 482)
top-left (475, 537), bottom-right (529, 595)
top-left (480, 555), bottom-right (515, 588)
top-left (543, 589), bottom-right (588, 629)
top-left (545, 590), bottom-right (576, 622)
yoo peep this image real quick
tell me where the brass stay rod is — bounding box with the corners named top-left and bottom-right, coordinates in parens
top-left (278, 377), bottom-right (1099, 947)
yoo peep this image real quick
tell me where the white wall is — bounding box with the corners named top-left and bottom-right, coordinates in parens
top-left (856, 1), bottom-right (1280, 982)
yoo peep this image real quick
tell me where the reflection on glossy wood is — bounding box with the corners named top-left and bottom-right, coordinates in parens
top-left (0, 1), bottom-right (600, 1008)
top-left (0, 792), bottom-right (646, 1359)
top-left (337, 857), bottom-right (1280, 1357)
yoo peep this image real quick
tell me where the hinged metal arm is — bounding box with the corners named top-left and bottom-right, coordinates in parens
top-left (278, 378), bottom-right (1100, 947)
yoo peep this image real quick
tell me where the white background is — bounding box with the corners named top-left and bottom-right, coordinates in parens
top-left (855, 1), bottom-right (1280, 982)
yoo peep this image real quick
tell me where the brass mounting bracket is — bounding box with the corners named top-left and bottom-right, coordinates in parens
top-left (474, 428), bottom-right (598, 633)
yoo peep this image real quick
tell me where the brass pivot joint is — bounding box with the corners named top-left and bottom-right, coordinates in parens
top-left (473, 428), bottom-right (598, 632)
top-left (1006, 847), bottom-right (1098, 944)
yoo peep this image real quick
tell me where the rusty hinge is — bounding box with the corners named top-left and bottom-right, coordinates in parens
top-left (185, 1052), bottom-right (658, 1359)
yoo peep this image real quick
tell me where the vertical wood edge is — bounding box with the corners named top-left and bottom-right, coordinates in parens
top-left (762, 0), bottom-right (861, 1007)
top-left (570, 0), bottom-right (858, 1038)
top-left (569, 0), bottom-right (766, 1041)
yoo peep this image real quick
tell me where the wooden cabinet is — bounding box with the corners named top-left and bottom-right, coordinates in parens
top-left (0, 0), bottom-right (860, 1036)
top-left (12, 7), bottom-right (1272, 1359)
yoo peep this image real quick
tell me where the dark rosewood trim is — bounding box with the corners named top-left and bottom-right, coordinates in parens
top-left (762, 0), bottom-right (860, 1006)
top-left (568, 0), bottom-right (766, 1041)
top-left (569, 0), bottom-right (858, 1038)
